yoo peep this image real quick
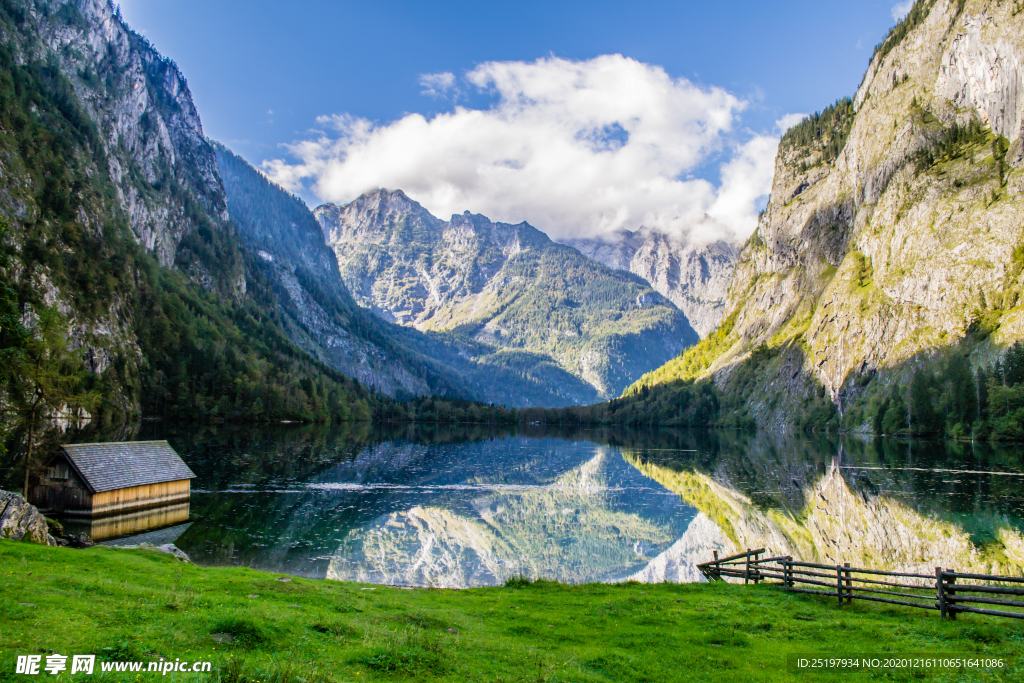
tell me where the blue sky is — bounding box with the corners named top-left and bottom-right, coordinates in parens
top-left (118, 0), bottom-right (909, 241)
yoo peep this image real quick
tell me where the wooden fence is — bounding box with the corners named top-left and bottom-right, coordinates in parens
top-left (696, 548), bottom-right (1024, 620)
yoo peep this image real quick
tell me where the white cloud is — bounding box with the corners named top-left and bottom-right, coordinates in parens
top-left (775, 112), bottom-right (807, 133)
top-left (891, 1), bottom-right (914, 21)
top-left (265, 54), bottom-right (787, 242)
top-left (706, 135), bottom-right (778, 241)
top-left (419, 72), bottom-right (456, 97)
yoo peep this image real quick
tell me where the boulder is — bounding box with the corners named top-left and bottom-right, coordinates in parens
top-left (0, 490), bottom-right (58, 546)
top-left (68, 533), bottom-right (95, 549)
top-left (112, 542), bottom-right (191, 563)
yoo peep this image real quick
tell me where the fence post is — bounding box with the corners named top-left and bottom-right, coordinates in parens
top-left (936, 567), bottom-right (946, 618)
top-left (836, 565), bottom-right (843, 604)
top-left (785, 558), bottom-right (793, 590)
top-left (947, 572), bottom-right (957, 621)
top-left (844, 562), bottom-right (852, 603)
top-left (712, 550), bottom-right (719, 581)
top-left (744, 549), bottom-right (751, 585)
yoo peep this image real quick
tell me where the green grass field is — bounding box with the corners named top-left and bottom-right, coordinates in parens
top-left (1, 541), bottom-right (1020, 682)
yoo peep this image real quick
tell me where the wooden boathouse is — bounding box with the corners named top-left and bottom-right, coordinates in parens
top-left (30, 441), bottom-right (195, 518)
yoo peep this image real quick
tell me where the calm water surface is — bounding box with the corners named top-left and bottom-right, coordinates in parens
top-left (104, 425), bottom-right (1024, 586)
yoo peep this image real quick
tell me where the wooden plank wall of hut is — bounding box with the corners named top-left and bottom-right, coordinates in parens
top-left (91, 479), bottom-right (191, 517)
top-left (30, 483), bottom-right (93, 513)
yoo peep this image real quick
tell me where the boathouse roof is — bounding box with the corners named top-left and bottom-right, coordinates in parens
top-left (59, 441), bottom-right (196, 493)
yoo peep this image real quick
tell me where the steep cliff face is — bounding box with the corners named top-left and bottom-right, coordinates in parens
top-left (32, 0), bottom-right (241, 289)
top-left (633, 0), bottom-right (1024, 427)
top-left (0, 0), bottom-right (238, 416)
top-left (563, 229), bottom-right (737, 338)
top-left (316, 190), bottom-right (698, 399)
top-left (0, 1), bottom-right (382, 423)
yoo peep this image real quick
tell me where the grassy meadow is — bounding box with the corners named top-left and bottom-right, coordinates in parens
top-left (1, 541), bottom-right (1021, 682)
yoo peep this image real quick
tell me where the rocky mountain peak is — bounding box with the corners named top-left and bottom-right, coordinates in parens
top-left (447, 211), bottom-right (551, 255)
top-left (562, 228), bottom-right (738, 338)
top-left (315, 188), bottom-right (442, 247)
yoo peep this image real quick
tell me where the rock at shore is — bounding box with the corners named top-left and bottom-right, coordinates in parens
top-left (111, 542), bottom-right (191, 563)
top-left (0, 491), bottom-right (57, 546)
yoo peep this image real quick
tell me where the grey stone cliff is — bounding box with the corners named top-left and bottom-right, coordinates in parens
top-left (33, 0), bottom-right (235, 280)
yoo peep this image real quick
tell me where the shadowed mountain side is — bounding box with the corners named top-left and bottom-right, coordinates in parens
top-left (0, 0), bottom-right (395, 425)
top-left (316, 189), bottom-right (699, 399)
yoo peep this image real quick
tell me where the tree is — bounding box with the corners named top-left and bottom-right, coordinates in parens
top-left (909, 370), bottom-right (941, 435)
top-left (10, 306), bottom-right (96, 496)
top-left (0, 219), bottom-right (29, 462)
top-left (0, 283), bottom-right (28, 463)
top-left (944, 354), bottom-right (977, 430)
top-left (882, 392), bottom-right (908, 435)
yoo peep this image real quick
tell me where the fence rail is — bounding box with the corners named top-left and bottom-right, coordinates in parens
top-left (696, 549), bottom-right (1024, 621)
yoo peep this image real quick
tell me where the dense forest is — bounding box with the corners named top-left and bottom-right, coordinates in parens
top-left (849, 342), bottom-right (1024, 441)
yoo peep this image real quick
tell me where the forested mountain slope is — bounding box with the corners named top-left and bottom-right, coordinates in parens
top-left (563, 229), bottom-right (737, 338)
top-left (316, 190), bottom-right (699, 399)
top-left (627, 0), bottom-right (1024, 433)
top-left (0, 0), bottom-right (380, 424)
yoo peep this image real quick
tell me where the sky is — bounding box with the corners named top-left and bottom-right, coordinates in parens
top-left (117, 0), bottom-right (913, 243)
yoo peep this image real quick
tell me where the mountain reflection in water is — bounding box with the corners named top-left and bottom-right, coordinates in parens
top-left (106, 423), bottom-right (1024, 586)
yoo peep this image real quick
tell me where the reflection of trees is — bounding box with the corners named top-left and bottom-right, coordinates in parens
top-left (624, 431), bottom-right (1024, 576)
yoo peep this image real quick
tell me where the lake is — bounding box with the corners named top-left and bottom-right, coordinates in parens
top-left (87, 424), bottom-right (1024, 587)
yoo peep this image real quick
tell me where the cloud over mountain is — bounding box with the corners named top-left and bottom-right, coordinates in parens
top-left (265, 55), bottom-right (785, 242)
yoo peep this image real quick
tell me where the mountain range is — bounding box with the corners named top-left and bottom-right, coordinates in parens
top-left (315, 190), bottom-right (698, 400)
top-left (0, 0), bottom-right (710, 422)
top-left (7, 0), bottom-right (1021, 439)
